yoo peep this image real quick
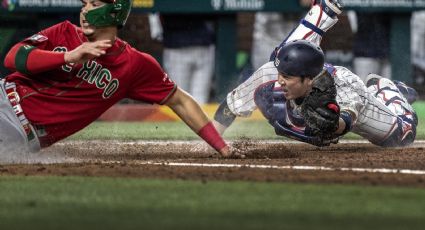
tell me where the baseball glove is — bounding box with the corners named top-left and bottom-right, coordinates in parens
top-left (301, 70), bottom-right (340, 140)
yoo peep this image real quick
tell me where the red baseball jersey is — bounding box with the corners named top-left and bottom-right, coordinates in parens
top-left (5, 21), bottom-right (176, 147)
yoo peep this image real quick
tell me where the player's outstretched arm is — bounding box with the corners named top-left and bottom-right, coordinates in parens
top-left (165, 87), bottom-right (233, 157)
top-left (212, 62), bottom-right (280, 134)
top-left (4, 39), bottom-right (111, 75)
top-left (4, 42), bottom-right (65, 75)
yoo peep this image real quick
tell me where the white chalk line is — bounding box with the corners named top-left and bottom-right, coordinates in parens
top-left (55, 140), bottom-right (425, 175)
top-left (58, 139), bottom-right (425, 148)
top-left (102, 160), bottom-right (425, 176)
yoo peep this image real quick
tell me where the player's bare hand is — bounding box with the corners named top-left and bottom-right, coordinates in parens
top-left (64, 40), bottom-right (112, 64)
top-left (219, 145), bottom-right (246, 159)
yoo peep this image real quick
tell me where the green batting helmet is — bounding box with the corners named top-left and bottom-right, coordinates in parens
top-left (85, 0), bottom-right (132, 28)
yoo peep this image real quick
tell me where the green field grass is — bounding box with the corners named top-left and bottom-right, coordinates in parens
top-left (1, 176), bottom-right (425, 230)
top-left (1, 102), bottom-right (424, 230)
top-left (69, 101), bottom-right (425, 141)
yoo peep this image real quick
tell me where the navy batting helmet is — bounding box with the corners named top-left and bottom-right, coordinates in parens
top-left (274, 40), bottom-right (325, 79)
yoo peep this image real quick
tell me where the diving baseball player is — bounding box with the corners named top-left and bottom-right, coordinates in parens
top-left (1, 0), bottom-right (231, 156)
top-left (213, 0), bottom-right (418, 147)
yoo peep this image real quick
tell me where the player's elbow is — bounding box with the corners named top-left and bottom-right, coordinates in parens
top-left (165, 87), bottom-right (196, 110)
top-left (3, 44), bottom-right (22, 71)
top-left (4, 52), bottom-right (15, 70)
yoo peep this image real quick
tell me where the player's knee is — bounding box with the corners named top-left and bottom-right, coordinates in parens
top-left (380, 131), bottom-right (415, 147)
top-left (379, 117), bottom-right (417, 147)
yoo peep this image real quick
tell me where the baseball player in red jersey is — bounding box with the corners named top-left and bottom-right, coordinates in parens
top-left (1, 0), bottom-right (233, 157)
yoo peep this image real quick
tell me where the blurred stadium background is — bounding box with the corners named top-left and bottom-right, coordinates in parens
top-left (1, 0), bottom-right (424, 105)
top-left (2, 2), bottom-right (425, 229)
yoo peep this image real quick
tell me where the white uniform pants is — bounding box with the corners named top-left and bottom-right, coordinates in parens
top-left (163, 45), bottom-right (215, 104)
top-left (0, 80), bottom-right (40, 161)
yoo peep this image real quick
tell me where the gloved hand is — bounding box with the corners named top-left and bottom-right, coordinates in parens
top-left (301, 71), bottom-right (340, 141)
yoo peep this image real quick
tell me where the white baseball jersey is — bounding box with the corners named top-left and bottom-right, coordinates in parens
top-left (225, 4), bottom-right (416, 145)
top-left (226, 61), bottom-right (415, 145)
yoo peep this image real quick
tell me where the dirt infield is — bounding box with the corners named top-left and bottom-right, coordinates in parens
top-left (1, 140), bottom-right (425, 187)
